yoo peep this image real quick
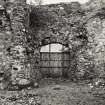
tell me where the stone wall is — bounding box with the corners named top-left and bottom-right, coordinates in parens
top-left (0, 0), bottom-right (31, 85)
top-left (28, 2), bottom-right (88, 80)
top-left (0, 5), bottom-right (12, 83)
top-left (1, 0), bottom-right (105, 85)
top-left (28, 1), bottom-right (105, 80)
top-left (86, 12), bottom-right (105, 78)
top-left (8, 3), bottom-right (31, 84)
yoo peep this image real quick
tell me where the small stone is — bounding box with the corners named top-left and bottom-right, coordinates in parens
top-left (27, 86), bottom-right (32, 90)
top-left (52, 85), bottom-right (61, 90)
top-left (5, 31), bottom-right (11, 35)
top-left (33, 83), bottom-right (39, 88)
top-left (23, 29), bottom-right (25, 32)
top-left (0, 83), bottom-right (5, 90)
top-left (88, 83), bottom-right (94, 89)
top-left (0, 77), bottom-right (3, 81)
top-left (18, 79), bottom-right (30, 85)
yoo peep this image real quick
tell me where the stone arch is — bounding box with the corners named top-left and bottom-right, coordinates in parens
top-left (27, 8), bottom-right (89, 81)
top-left (28, 34), bottom-right (72, 81)
top-left (40, 36), bottom-right (69, 48)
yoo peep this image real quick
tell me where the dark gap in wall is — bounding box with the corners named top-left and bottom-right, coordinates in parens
top-left (0, 20), bottom-right (2, 26)
top-left (76, 35), bottom-right (88, 40)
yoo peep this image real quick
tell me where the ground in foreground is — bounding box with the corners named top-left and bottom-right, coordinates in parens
top-left (0, 79), bottom-right (105, 105)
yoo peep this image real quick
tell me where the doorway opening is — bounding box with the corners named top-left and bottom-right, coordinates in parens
top-left (40, 43), bottom-right (70, 78)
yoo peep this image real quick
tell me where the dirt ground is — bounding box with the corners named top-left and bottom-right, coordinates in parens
top-left (0, 79), bottom-right (105, 105)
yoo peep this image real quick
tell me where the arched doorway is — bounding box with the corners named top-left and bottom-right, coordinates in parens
top-left (40, 43), bottom-right (70, 78)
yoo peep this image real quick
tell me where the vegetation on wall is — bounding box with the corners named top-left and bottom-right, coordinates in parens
top-left (1, 0), bottom-right (105, 86)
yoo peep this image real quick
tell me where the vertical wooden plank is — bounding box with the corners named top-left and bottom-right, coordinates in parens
top-left (49, 44), bottom-right (51, 76)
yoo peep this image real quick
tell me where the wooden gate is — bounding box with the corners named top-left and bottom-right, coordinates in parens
top-left (40, 44), bottom-right (70, 77)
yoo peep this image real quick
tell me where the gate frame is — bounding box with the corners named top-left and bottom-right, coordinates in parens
top-left (40, 43), bottom-right (70, 78)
